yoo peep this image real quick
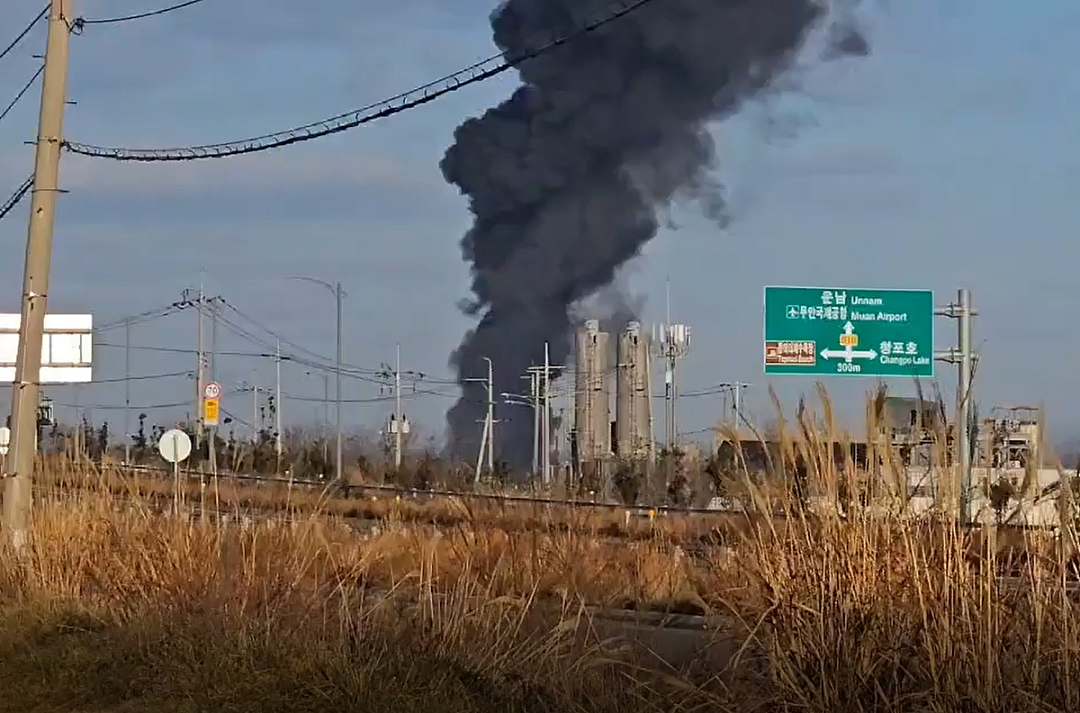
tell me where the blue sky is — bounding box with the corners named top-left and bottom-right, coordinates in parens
top-left (0, 0), bottom-right (1077, 452)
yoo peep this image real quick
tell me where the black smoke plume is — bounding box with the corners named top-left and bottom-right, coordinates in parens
top-left (441, 0), bottom-right (868, 469)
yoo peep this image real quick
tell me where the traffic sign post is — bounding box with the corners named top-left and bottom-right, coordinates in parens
top-left (203, 397), bottom-right (220, 427)
top-left (158, 428), bottom-right (192, 517)
top-left (763, 286), bottom-right (935, 377)
top-left (203, 381), bottom-right (221, 482)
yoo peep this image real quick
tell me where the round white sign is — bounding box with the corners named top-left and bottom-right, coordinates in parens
top-left (157, 428), bottom-right (192, 463)
top-left (203, 381), bottom-right (221, 399)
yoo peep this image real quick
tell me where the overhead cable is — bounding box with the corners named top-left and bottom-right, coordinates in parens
top-left (84, 370), bottom-right (193, 384)
top-left (57, 399), bottom-right (191, 411)
top-left (93, 302), bottom-right (189, 332)
top-left (0, 175), bottom-right (33, 222)
top-left (74, 0), bottom-right (209, 26)
top-left (62, 0), bottom-right (658, 161)
top-left (0, 65), bottom-right (43, 125)
top-left (0, 5), bottom-right (47, 64)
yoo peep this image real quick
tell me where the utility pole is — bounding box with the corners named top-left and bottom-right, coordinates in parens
top-left (485, 357), bottom-right (494, 470)
top-left (210, 298), bottom-right (218, 382)
top-left (720, 381), bottom-right (752, 428)
top-left (275, 339), bottom-right (282, 472)
top-left (124, 318), bottom-right (131, 464)
top-left (3, 0), bottom-right (73, 547)
top-left (528, 371), bottom-right (540, 475)
top-left (394, 344), bottom-right (403, 469)
top-left (250, 373), bottom-right (259, 445)
top-left (466, 357), bottom-right (496, 483)
top-left (334, 281), bottom-right (343, 482)
top-left (195, 286), bottom-right (205, 451)
top-left (543, 342), bottom-right (551, 486)
top-left (377, 351), bottom-right (417, 472)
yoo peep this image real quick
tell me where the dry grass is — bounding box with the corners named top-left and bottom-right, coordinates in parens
top-left (2, 389), bottom-right (1080, 711)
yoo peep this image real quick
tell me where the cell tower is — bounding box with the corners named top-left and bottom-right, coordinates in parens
top-left (652, 322), bottom-right (691, 449)
top-left (615, 321), bottom-right (652, 459)
top-left (574, 319), bottom-right (612, 465)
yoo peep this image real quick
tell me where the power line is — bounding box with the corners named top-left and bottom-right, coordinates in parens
top-left (55, 400), bottom-right (190, 411)
top-left (215, 299), bottom-right (460, 385)
top-left (83, 370), bottom-right (192, 385)
top-left (0, 175), bottom-right (33, 222)
top-left (96, 342), bottom-right (281, 358)
top-left (0, 65), bottom-right (43, 125)
top-left (73, 0), bottom-right (210, 26)
top-left (0, 5), bottom-right (47, 64)
top-left (94, 302), bottom-right (189, 332)
top-left (62, 0), bottom-right (657, 161)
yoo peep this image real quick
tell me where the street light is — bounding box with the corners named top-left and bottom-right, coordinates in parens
top-left (285, 275), bottom-right (345, 482)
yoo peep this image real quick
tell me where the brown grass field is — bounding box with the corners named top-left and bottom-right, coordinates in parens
top-left (2, 393), bottom-right (1080, 712)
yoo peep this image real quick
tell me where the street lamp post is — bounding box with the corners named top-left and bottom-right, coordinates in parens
top-left (286, 276), bottom-right (345, 482)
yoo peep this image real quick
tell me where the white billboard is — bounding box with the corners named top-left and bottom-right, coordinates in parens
top-left (0, 314), bottom-right (92, 383)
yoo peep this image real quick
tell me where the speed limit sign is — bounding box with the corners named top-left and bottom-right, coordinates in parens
top-left (203, 381), bottom-right (221, 399)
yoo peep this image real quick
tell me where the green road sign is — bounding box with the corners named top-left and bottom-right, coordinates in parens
top-left (763, 286), bottom-right (935, 377)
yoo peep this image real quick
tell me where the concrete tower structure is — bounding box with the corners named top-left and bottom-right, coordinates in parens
top-left (574, 319), bottom-right (612, 462)
top-left (615, 321), bottom-right (652, 459)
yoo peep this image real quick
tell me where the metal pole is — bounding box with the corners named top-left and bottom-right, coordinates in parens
top-left (322, 372), bottom-right (329, 466)
top-left (665, 354), bottom-right (673, 449)
top-left (394, 344), bottom-right (402, 469)
top-left (958, 288), bottom-right (973, 524)
top-left (531, 371), bottom-right (540, 476)
top-left (251, 378), bottom-right (258, 445)
top-left (543, 342), bottom-right (551, 486)
top-left (124, 319), bottom-right (131, 464)
top-left (3, 0), bottom-right (73, 547)
top-left (210, 298), bottom-right (217, 382)
top-left (473, 411), bottom-right (488, 484)
top-left (172, 433), bottom-right (180, 517)
top-left (485, 357), bottom-right (494, 471)
top-left (935, 289), bottom-right (977, 523)
top-left (334, 281), bottom-right (343, 482)
top-left (195, 286), bottom-right (204, 451)
top-left (275, 339), bottom-right (282, 472)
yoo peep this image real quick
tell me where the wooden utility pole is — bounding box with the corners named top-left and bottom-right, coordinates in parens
top-left (3, 0), bottom-right (73, 549)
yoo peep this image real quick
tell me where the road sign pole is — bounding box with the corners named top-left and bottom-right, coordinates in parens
top-left (935, 288), bottom-right (977, 525)
top-left (172, 433), bottom-right (181, 516)
top-left (959, 288), bottom-right (973, 525)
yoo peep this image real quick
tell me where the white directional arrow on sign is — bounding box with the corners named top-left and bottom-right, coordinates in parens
top-left (821, 320), bottom-right (879, 362)
top-left (821, 348), bottom-right (878, 361)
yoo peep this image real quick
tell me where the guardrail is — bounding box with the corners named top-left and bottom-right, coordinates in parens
top-left (63, 461), bottom-right (1074, 532)
top-left (103, 462), bottom-right (730, 515)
